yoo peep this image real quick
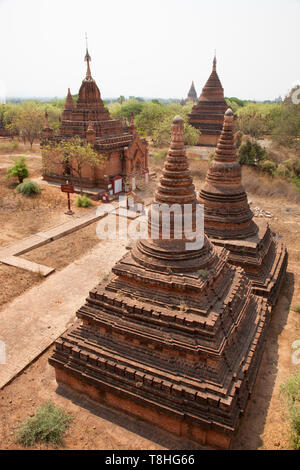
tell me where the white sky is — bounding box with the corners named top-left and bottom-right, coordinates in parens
top-left (0, 0), bottom-right (299, 101)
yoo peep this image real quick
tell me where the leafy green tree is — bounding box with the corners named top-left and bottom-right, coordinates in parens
top-left (42, 137), bottom-right (105, 193)
top-left (152, 114), bottom-right (200, 147)
top-left (6, 156), bottom-right (29, 183)
top-left (134, 102), bottom-right (165, 135)
top-left (8, 102), bottom-right (44, 147)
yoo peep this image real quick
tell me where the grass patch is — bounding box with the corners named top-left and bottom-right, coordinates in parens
top-left (75, 193), bottom-right (93, 208)
top-left (16, 180), bottom-right (41, 196)
top-left (16, 401), bottom-right (72, 447)
top-left (280, 373), bottom-right (300, 449)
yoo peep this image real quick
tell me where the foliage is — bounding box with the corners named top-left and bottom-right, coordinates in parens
top-left (107, 98), bottom-right (144, 120)
top-left (293, 303), bottom-right (300, 314)
top-left (258, 159), bottom-right (277, 177)
top-left (234, 130), bottom-right (244, 149)
top-left (75, 193), bottom-right (93, 207)
top-left (16, 401), bottom-right (72, 447)
top-left (197, 269), bottom-right (208, 278)
top-left (6, 102), bottom-right (44, 147)
top-left (152, 149), bottom-right (168, 162)
top-left (42, 136), bottom-right (105, 193)
top-left (280, 373), bottom-right (300, 449)
top-left (237, 139), bottom-right (267, 166)
top-left (276, 164), bottom-right (292, 179)
top-left (135, 102), bottom-right (165, 136)
top-left (16, 180), bottom-right (41, 196)
top-left (6, 156), bottom-right (29, 183)
top-left (236, 109), bottom-right (267, 138)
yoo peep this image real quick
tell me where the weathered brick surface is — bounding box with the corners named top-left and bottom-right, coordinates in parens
top-left (50, 117), bottom-right (270, 448)
top-left (199, 109), bottom-right (288, 305)
top-left (188, 57), bottom-right (228, 146)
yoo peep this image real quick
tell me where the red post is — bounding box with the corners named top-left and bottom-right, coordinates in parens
top-left (61, 180), bottom-right (75, 215)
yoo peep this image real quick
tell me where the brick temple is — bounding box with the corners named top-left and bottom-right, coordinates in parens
top-left (199, 108), bottom-right (288, 305)
top-left (41, 48), bottom-right (148, 196)
top-left (49, 116), bottom-right (270, 449)
top-left (188, 56), bottom-right (228, 147)
top-left (181, 81), bottom-right (198, 105)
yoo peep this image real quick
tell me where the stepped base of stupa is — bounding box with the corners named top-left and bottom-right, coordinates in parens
top-left (209, 220), bottom-right (288, 306)
top-left (49, 246), bottom-right (270, 449)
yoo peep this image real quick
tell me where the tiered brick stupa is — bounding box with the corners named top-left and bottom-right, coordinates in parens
top-left (49, 116), bottom-right (269, 449)
top-left (42, 48), bottom-right (148, 195)
top-left (199, 109), bottom-right (288, 305)
top-left (188, 56), bottom-right (228, 146)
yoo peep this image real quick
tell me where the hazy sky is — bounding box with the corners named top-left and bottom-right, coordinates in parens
top-left (0, 0), bottom-right (299, 100)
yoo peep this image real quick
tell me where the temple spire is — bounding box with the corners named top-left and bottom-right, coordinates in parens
top-left (84, 33), bottom-right (92, 80)
top-left (213, 52), bottom-right (217, 72)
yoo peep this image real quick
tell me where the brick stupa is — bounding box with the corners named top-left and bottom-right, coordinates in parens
top-left (49, 116), bottom-right (269, 449)
top-left (199, 108), bottom-right (288, 305)
top-left (41, 48), bottom-right (148, 193)
top-left (188, 56), bottom-right (228, 146)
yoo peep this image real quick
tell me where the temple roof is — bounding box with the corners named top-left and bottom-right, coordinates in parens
top-left (187, 81), bottom-right (197, 102)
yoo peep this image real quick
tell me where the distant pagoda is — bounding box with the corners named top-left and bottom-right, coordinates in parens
top-left (181, 81), bottom-right (198, 105)
top-left (188, 56), bottom-right (228, 146)
top-left (41, 48), bottom-right (148, 195)
top-left (50, 116), bottom-right (270, 449)
top-left (199, 109), bottom-right (288, 305)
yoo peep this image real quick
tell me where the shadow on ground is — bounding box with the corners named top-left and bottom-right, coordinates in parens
top-left (231, 271), bottom-right (294, 449)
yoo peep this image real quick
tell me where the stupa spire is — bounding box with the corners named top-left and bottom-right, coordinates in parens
top-left (84, 33), bottom-right (92, 80)
top-left (132, 115), bottom-right (216, 273)
top-left (199, 108), bottom-right (257, 239)
top-left (65, 88), bottom-right (75, 109)
top-left (213, 51), bottom-right (217, 72)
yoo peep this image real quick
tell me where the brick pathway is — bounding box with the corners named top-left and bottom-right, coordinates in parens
top-left (0, 203), bottom-right (118, 275)
top-left (0, 215), bottom-right (128, 389)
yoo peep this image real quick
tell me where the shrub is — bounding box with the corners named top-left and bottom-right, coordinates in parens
top-left (293, 303), bottom-right (300, 314)
top-left (16, 180), bottom-right (40, 196)
top-left (197, 269), bottom-right (208, 278)
top-left (234, 130), bottom-right (244, 149)
top-left (237, 139), bottom-right (267, 166)
top-left (75, 193), bottom-right (93, 207)
top-left (16, 401), bottom-right (72, 447)
top-left (6, 156), bottom-right (29, 183)
top-left (276, 164), bottom-right (291, 178)
top-left (259, 159), bottom-right (277, 177)
top-left (280, 373), bottom-right (300, 449)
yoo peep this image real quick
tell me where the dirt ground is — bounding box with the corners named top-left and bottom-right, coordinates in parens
top-left (0, 142), bottom-right (299, 450)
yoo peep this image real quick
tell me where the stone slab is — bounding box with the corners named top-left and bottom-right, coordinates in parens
top-left (0, 255), bottom-right (55, 276)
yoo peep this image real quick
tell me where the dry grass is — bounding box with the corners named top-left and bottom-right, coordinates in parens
top-left (242, 166), bottom-right (300, 204)
top-left (149, 155), bottom-right (300, 204)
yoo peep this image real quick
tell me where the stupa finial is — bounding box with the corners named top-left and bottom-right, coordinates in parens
top-left (84, 33), bottom-right (92, 80)
top-left (213, 51), bottom-right (217, 72)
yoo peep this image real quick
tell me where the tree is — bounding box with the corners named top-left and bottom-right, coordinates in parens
top-left (42, 137), bottom-right (106, 193)
top-left (8, 103), bottom-right (44, 147)
top-left (152, 114), bottom-right (200, 147)
top-left (6, 156), bottom-right (29, 183)
top-left (117, 95), bottom-right (125, 105)
top-left (237, 139), bottom-right (267, 166)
